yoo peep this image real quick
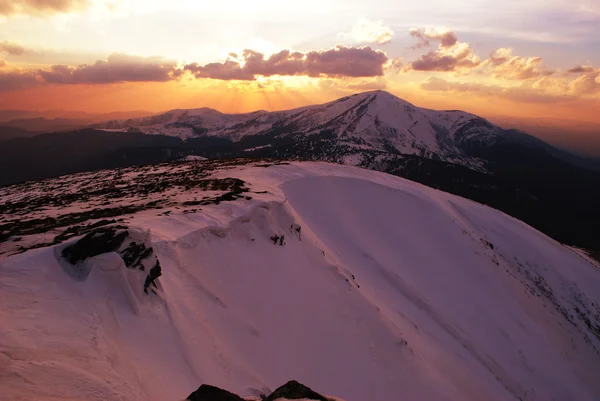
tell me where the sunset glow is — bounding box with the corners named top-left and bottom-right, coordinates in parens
top-left (1, 0), bottom-right (599, 122)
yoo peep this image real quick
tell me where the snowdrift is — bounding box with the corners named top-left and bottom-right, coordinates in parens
top-left (1, 161), bottom-right (599, 401)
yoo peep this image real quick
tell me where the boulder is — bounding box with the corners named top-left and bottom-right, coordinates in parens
top-left (264, 380), bottom-right (329, 401)
top-left (187, 384), bottom-right (245, 401)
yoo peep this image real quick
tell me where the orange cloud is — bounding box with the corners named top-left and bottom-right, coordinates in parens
top-left (184, 46), bottom-right (389, 80)
top-left (570, 70), bottom-right (600, 94)
top-left (0, 41), bottom-right (26, 56)
top-left (483, 48), bottom-right (553, 80)
top-left (0, 0), bottom-right (90, 16)
top-left (420, 76), bottom-right (582, 104)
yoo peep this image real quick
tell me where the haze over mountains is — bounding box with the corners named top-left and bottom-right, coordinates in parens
top-left (0, 110), bottom-right (156, 141)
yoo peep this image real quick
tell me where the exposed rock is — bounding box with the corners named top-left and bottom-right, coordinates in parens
top-left (61, 227), bottom-right (128, 265)
top-left (187, 384), bottom-right (245, 401)
top-left (264, 380), bottom-right (329, 401)
top-left (119, 241), bottom-right (153, 270)
top-left (144, 260), bottom-right (162, 294)
top-left (61, 226), bottom-right (163, 296)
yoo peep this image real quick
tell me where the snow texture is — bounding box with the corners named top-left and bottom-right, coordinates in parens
top-left (1, 161), bottom-right (599, 401)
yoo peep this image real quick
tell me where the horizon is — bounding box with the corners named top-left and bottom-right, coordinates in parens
top-left (5, 88), bottom-right (600, 124)
top-left (2, 87), bottom-right (599, 156)
top-left (1, 0), bottom-right (599, 125)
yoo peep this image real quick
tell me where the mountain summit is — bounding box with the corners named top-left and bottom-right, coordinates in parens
top-left (96, 90), bottom-right (509, 170)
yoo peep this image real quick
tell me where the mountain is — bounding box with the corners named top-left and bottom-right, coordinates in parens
top-left (0, 109), bottom-right (156, 124)
top-left (1, 160), bottom-right (599, 401)
top-left (96, 90), bottom-right (600, 173)
top-left (0, 125), bottom-right (41, 142)
top-left (2, 91), bottom-right (600, 253)
top-left (96, 91), bottom-right (498, 170)
top-left (489, 115), bottom-right (600, 158)
top-left (2, 117), bottom-right (89, 133)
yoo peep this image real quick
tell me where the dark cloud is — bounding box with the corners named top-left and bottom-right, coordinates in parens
top-left (0, 69), bottom-right (40, 91)
top-left (404, 42), bottom-right (480, 72)
top-left (184, 46), bottom-right (388, 80)
top-left (568, 65), bottom-right (596, 74)
top-left (184, 60), bottom-right (255, 80)
top-left (403, 28), bottom-right (478, 73)
top-left (409, 28), bottom-right (458, 49)
top-left (0, 41), bottom-right (26, 56)
top-left (0, 0), bottom-right (90, 16)
top-left (38, 53), bottom-right (179, 84)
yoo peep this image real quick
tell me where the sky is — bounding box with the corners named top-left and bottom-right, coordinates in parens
top-left (1, 0), bottom-right (599, 123)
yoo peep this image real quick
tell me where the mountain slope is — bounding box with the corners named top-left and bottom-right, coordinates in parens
top-left (96, 90), bottom-right (599, 174)
top-left (95, 91), bottom-right (494, 169)
top-left (3, 92), bottom-right (600, 255)
top-left (1, 160), bottom-right (599, 401)
top-left (0, 125), bottom-right (41, 142)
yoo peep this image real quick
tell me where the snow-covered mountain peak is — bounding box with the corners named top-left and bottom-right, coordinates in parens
top-left (92, 91), bottom-right (520, 170)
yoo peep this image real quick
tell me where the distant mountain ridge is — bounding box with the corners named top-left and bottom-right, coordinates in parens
top-left (2, 91), bottom-right (600, 254)
top-left (95, 91), bottom-right (508, 170)
top-left (95, 90), bottom-right (600, 174)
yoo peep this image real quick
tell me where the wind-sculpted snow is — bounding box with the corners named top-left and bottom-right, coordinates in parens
top-left (0, 160), bottom-right (599, 401)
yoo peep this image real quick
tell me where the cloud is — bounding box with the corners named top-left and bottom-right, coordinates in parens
top-left (38, 53), bottom-right (179, 84)
top-left (319, 77), bottom-right (388, 93)
top-left (184, 46), bottom-right (389, 80)
top-left (420, 76), bottom-right (579, 104)
top-left (483, 48), bottom-right (553, 80)
top-left (184, 59), bottom-right (254, 81)
top-left (0, 46), bottom-right (391, 91)
top-left (0, 69), bottom-right (40, 91)
top-left (0, 0), bottom-right (90, 16)
top-left (384, 57), bottom-right (404, 71)
top-left (568, 65), bottom-right (596, 74)
top-left (0, 41), bottom-right (26, 56)
top-left (403, 28), bottom-right (478, 72)
top-left (405, 30), bottom-right (554, 80)
top-left (342, 19), bottom-right (394, 45)
top-left (0, 59), bottom-right (5, 67)
top-left (404, 41), bottom-right (480, 72)
top-left (570, 70), bottom-right (600, 94)
top-left (409, 28), bottom-right (458, 49)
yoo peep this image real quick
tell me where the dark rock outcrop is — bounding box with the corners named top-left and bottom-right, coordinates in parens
top-left (187, 384), bottom-right (245, 401)
top-left (186, 380), bottom-right (330, 401)
top-left (264, 380), bottom-right (329, 401)
top-left (62, 227), bottom-right (128, 264)
top-left (119, 241), bottom-right (153, 270)
top-left (61, 226), bottom-right (163, 295)
top-left (144, 260), bottom-right (162, 294)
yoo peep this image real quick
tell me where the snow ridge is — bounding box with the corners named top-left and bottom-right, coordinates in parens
top-left (1, 162), bottom-right (600, 401)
